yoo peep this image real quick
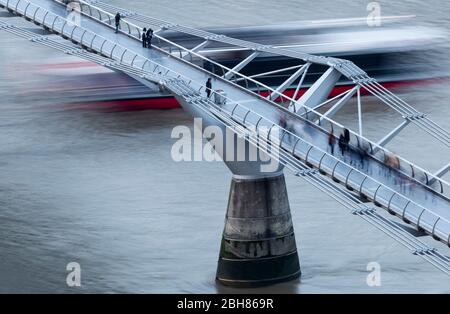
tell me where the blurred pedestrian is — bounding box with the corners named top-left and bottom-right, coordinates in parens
top-left (115, 12), bottom-right (121, 33)
top-left (328, 130), bottom-right (336, 155)
top-left (357, 140), bottom-right (369, 169)
top-left (344, 128), bottom-right (350, 150)
top-left (146, 28), bottom-right (153, 48)
top-left (279, 114), bottom-right (287, 129)
top-left (338, 133), bottom-right (346, 156)
top-left (206, 78), bottom-right (212, 98)
top-left (142, 28), bottom-right (147, 48)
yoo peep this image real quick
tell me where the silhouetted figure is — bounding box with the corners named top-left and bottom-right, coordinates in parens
top-left (146, 28), bottom-right (153, 48)
top-left (338, 134), bottom-right (346, 156)
top-left (357, 141), bottom-right (369, 169)
top-left (115, 12), bottom-right (121, 33)
top-left (206, 78), bottom-right (212, 98)
top-left (328, 131), bottom-right (336, 155)
top-left (344, 128), bottom-right (350, 150)
top-left (142, 28), bottom-right (147, 48)
top-left (385, 153), bottom-right (400, 170)
top-left (279, 114), bottom-right (287, 129)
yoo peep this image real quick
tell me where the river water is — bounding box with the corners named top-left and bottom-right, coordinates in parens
top-left (0, 0), bottom-right (449, 293)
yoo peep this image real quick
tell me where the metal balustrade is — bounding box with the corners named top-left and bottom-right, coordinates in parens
top-left (51, 0), bottom-right (449, 196)
top-left (1, 0), bottom-right (450, 274)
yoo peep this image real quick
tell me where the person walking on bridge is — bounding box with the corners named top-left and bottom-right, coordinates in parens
top-left (344, 128), bottom-right (350, 148)
top-left (115, 12), bottom-right (121, 33)
top-left (328, 130), bottom-right (336, 155)
top-left (338, 133), bottom-right (346, 156)
top-left (206, 78), bottom-right (212, 98)
top-left (142, 28), bottom-right (147, 48)
top-left (146, 28), bottom-right (153, 49)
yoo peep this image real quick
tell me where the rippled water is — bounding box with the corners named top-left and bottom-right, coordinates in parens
top-left (0, 0), bottom-right (449, 293)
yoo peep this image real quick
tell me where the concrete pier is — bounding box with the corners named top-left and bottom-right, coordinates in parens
top-left (216, 173), bottom-right (301, 287)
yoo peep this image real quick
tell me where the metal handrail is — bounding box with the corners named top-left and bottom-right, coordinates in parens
top-left (69, 0), bottom-right (450, 193)
top-left (2, 0), bottom-right (449, 238)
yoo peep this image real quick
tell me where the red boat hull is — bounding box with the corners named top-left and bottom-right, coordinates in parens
top-left (67, 77), bottom-right (443, 112)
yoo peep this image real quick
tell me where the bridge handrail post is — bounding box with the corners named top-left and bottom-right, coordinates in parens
top-left (96, 8), bottom-right (102, 21)
top-left (279, 129), bottom-right (288, 146)
top-left (410, 164), bottom-right (415, 178)
top-left (255, 117), bottom-right (263, 131)
top-left (416, 208), bottom-right (427, 229)
top-left (109, 43), bottom-right (118, 58)
top-left (359, 176), bottom-right (369, 195)
top-left (230, 103), bottom-right (240, 117)
top-left (331, 160), bottom-right (341, 180)
top-left (401, 200), bottom-right (411, 221)
top-left (430, 218), bottom-right (440, 239)
top-left (373, 184), bottom-right (383, 204)
top-left (130, 53), bottom-right (138, 66)
top-left (42, 11), bottom-right (49, 26)
top-left (15, 0), bottom-right (22, 13)
top-left (60, 20), bottom-right (68, 36)
top-left (304, 146), bottom-right (314, 165)
top-left (89, 34), bottom-right (96, 49)
top-left (70, 25), bottom-right (78, 40)
top-left (387, 192), bottom-right (397, 212)
top-left (23, 2), bottom-right (30, 17)
top-left (292, 138), bottom-right (301, 155)
top-left (141, 59), bottom-right (149, 71)
top-left (80, 29), bottom-right (87, 44)
top-left (318, 153), bottom-right (327, 173)
top-left (99, 38), bottom-right (107, 54)
top-left (242, 109), bottom-right (252, 125)
top-left (344, 168), bottom-right (354, 189)
top-left (266, 124), bottom-right (276, 142)
top-left (120, 48), bottom-right (127, 62)
top-left (32, 6), bottom-right (40, 22)
top-left (50, 15), bottom-right (59, 32)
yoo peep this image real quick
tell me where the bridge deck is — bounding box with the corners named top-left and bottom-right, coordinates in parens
top-left (1, 0), bottom-right (449, 247)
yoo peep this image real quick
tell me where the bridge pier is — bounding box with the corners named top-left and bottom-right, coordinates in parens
top-left (216, 173), bottom-right (301, 287)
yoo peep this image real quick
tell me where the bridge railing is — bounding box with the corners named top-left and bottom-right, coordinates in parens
top-left (2, 0), bottom-right (449, 245)
top-left (167, 81), bottom-right (450, 247)
top-left (67, 0), bottom-right (449, 195)
top-left (20, 0), bottom-right (448, 195)
top-left (76, 0), bottom-right (142, 39)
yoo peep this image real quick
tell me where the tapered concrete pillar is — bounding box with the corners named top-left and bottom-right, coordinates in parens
top-left (216, 173), bottom-right (301, 287)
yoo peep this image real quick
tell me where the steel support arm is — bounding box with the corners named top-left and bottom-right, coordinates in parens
top-left (183, 40), bottom-right (210, 59)
top-left (268, 63), bottom-right (309, 101)
top-left (373, 120), bottom-right (411, 153)
top-left (233, 65), bottom-right (304, 82)
top-left (429, 163), bottom-right (450, 185)
top-left (317, 86), bottom-right (358, 124)
top-left (223, 51), bottom-right (260, 80)
top-left (292, 67), bottom-right (342, 113)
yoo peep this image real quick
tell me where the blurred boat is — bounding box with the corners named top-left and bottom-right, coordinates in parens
top-left (15, 16), bottom-right (450, 111)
